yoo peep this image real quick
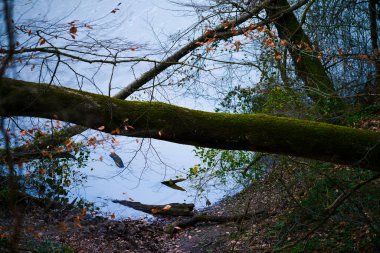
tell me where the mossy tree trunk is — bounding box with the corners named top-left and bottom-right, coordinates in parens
top-left (1, 78), bottom-right (379, 171)
top-left (266, 0), bottom-right (346, 116)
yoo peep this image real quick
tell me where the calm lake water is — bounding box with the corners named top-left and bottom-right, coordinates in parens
top-left (76, 138), bottom-right (229, 219)
top-left (10, 0), bottom-right (239, 218)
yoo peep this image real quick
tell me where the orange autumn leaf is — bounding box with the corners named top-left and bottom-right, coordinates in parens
top-left (55, 147), bottom-right (65, 152)
top-left (35, 232), bottom-right (43, 240)
top-left (65, 139), bottom-right (73, 147)
top-left (265, 38), bottom-right (275, 48)
top-left (39, 38), bottom-right (46, 45)
top-left (205, 37), bottom-right (215, 44)
top-left (38, 168), bottom-right (46, 175)
top-left (110, 213), bottom-right (116, 219)
top-left (41, 150), bottom-right (50, 157)
top-left (204, 30), bottom-right (213, 37)
top-left (249, 23), bottom-right (257, 30)
top-left (74, 215), bottom-right (82, 228)
top-left (38, 131), bottom-right (48, 137)
top-left (88, 137), bottom-right (97, 146)
top-left (162, 205), bottom-right (172, 212)
top-left (111, 128), bottom-right (120, 135)
top-left (69, 26), bottom-right (77, 34)
top-left (231, 28), bottom-right (238, 35)
top-left (280, 39), bottom-right (288, 47)
top-left (234, 40), bottom-right (241, 52)
top-left (357, 54), bottom-right (369, 60)
top-left (206, 47), bottom-right (215, 53)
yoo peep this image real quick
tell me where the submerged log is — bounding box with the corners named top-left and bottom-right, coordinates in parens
top-left (161, 178), bottom-right (187, 191)
top-left (112, 200), bottom-right (194, 216)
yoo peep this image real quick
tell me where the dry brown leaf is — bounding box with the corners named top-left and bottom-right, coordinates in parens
top-left (70, 26), bottom-right (77, 34)
top-left (162, 205), bottom-right (172, 212)
top-left (39, 38), bottom-right (46, 45)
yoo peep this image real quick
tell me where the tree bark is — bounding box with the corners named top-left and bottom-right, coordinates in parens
top-left (164, 209), bottom-right (271, 233)
top-left (1, 78), bottom-right (380, 171)
top-left (266, 0), bottom-right (346, 116)
top-left (0, 150), bottom-right (76, 164)
top-left (112, 200), bottom-right (194, 216)
top-left (369, 0), bottom-right (380, 100)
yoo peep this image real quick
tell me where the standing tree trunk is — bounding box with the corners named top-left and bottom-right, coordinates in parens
top-left (266, 0), bottom-right (346, 116)
top-left (369, 0), bottom-right (380, 101)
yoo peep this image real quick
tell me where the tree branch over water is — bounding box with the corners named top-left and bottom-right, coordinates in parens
top-left (1, 78), bottom-right (379, 171)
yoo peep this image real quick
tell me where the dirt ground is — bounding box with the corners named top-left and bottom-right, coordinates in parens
top-left (1, 179), bottom-right (285, 253)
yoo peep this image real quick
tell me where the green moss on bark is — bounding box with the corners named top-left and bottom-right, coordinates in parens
top-left (266, 0), bottom-right (346, 116)
top-left (1, 78), bottom-right (379, 171)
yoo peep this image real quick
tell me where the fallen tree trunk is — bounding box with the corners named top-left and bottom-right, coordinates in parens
top-left (0, 189), bottom-right (67, 210)
top-left (164, 209), bottom-right (272, 233)
top-left (112, 200), bottom-right (194, 216)
top-left (1, 78), bottom-right (380, 171)
top-left (0, 150), bottom-right (76, 164)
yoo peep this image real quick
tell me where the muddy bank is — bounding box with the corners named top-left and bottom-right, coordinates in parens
top-left (0, 181), bottom-right (278, 252)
